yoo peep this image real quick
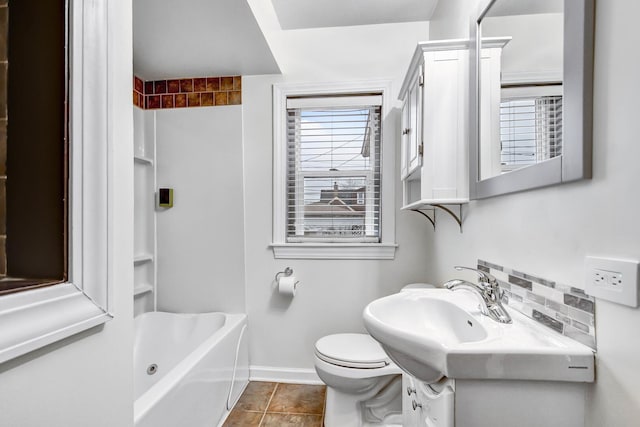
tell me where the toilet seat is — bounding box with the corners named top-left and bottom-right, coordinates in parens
top-left (315, 333), bottom-right (391, 369)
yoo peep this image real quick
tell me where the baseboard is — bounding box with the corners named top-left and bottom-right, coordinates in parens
top-left (250, 365), bottom-right (323, 385)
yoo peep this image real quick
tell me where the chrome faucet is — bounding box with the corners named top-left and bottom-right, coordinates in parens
top-left (442, 266), bottom-right (512, 324)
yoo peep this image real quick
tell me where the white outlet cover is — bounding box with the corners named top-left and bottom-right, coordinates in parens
top-left (585, 256), bottom-right (640, 308)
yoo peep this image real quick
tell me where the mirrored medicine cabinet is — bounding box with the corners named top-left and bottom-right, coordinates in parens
top-left (469, 0), bottom-right (595, 199)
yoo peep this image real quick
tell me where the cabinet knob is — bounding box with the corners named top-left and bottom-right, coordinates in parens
top-left (407, 386), bottom-right (417, 396)
top-left (412, 400), bottom-right (422, 411)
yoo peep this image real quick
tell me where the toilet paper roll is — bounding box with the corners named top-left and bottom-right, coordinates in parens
top-left (278, 275), bottom-right (297, 297)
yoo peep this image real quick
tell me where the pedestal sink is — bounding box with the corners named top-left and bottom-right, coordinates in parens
top-left (363, 289), bottom-right (594, 383)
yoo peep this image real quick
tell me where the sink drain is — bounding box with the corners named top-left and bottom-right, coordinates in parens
top-left (147, 364), bottom-right (158, 375)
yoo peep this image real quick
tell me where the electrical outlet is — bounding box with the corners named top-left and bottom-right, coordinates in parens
top-left (593, 268), bottom-right (623, 289)
top-left (585, 256), bottom-right (640, 307)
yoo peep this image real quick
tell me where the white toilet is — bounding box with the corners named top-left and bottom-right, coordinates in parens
top-left (314, 284), bottom-right (434, 427)
top-left (314, 333), bottom-right (402, 427)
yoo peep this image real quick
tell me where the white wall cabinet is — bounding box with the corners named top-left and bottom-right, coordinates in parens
top-left (399, 40), bottom-right (470, 209)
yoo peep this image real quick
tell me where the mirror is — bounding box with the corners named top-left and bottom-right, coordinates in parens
top-left (469, 0), bottom-right (594, 199)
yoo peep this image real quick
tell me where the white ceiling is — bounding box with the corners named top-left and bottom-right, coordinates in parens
top-left (133, 0), bottom-right (280, 80)
top-left (271, 0), bottom-right (439, 30)
top-left (485, 0), bottom-right (563, 18)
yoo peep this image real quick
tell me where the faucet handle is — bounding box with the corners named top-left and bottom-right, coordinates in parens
top-left (453, 266), bottom-right (498, 287)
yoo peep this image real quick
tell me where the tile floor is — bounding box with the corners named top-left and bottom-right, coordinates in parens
top-left (223, 381), bottom-right (326, 427)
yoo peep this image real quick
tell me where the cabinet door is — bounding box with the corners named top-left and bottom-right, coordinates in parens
top-left (402, 374), bottom-right (420, 427)
top-left (421, 49), bottom-right (469, 202)
top-left (400, 96), bottom-right (410, 180)
top-left (407, 66), bottom-right (423, 176)
top-left (416, 379), bottom-right (455, 427)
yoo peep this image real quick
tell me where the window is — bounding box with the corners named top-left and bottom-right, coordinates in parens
top-left (272, 82), bottom-right (396, 259)
top-left (286, 95), bottom-right (381, 243)
top-left (0, 0), bottom-right (114, 364)
top-left (499, 86), bottom-right (563, 173)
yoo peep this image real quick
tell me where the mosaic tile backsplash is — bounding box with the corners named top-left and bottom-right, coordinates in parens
top-left (477, 260), bottom-right (596, 350)
top-left (133, 75), bottom-right (241, 110)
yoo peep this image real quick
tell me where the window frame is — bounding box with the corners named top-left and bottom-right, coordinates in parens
top-left (0, 0), bottom-right (113, 364)
top-left (272, 81), bottom-right (397, 260)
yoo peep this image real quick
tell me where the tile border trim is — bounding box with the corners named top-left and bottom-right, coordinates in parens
top-left (133, 75), bottom-right (241, 109)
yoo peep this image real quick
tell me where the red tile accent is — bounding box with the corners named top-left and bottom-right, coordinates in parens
top-left (162, 94), bottom-right (174, 109)
top-left (194, 78), bottom-right (206, 92)
top-left (220, 76), bottom-right (234, 91)
top-left (134, 76), bottom-right (143, 93)
top-left (154, 80), bottom-right (167, 95)
top-left (133, 90), bottom-right (139, 107)
top-left (206, 77), bottom-right (220, 92)
top-left (144, 81), bottom-right (154, 95)
top-left (201, 92), bottom-right (214, 106)
top-left (180, 78), bottom-right (194, 93)
top-left (138, 93), bottom-right (144, 107)
top-left (147, 95), bottom-right (161, 109)
top-left (175, 94), bottom-right (187, 108)
top-left (167, 79), bottom-right (180, 93)
top-left (233, 76), bottom-right (242, 91)
top-left (215, 92), bottom-right (228, 106)
top-left (187, 92), bottom-right (201, 107)
top-left (229, 90), bottom-right (242, 105)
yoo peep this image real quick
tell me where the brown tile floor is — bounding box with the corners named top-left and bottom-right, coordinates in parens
top-left (223, 381), bottom-right (326, 427)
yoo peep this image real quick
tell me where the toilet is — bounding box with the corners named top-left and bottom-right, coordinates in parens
top-left (314, 284), bottom-right (434, 427)
top-left (314, 333), bottom-right (402, 427)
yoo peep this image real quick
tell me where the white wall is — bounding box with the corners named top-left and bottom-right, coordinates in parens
top-left (428, 0), bottom-right (640, 424)
top-left (483, 13), bottom-right (563, 78)
top-left (0, 1), bottom-right (134, 425)
top-left (155, 106), bottom-right (246, 314)
top-left (242, 2), bottom-right (433, 375)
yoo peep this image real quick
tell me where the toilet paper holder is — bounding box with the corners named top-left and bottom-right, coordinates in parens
top-left (275, 267), bottom-right (294, 282)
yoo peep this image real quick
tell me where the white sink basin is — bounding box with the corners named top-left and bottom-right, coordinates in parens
top-left (363, 289), bottom-right (594, 383)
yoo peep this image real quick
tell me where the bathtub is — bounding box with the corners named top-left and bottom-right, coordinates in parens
top-left (134, 312), bottom-right (249, 427)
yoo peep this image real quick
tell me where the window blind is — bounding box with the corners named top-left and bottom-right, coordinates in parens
top-left (499, 95), bottom-right (563, 171)
top-left (286, 95), bottom-right (382, 242)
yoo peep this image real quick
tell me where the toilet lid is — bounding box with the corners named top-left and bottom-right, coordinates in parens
top-left (314, 333), bottom-right (390, 369)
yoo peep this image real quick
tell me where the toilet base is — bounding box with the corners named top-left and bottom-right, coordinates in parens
top-left (323, 375), bottom-right (402, 427)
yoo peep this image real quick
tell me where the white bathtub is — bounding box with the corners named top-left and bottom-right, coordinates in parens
top-left (134, 312), bottom-right (249, 427)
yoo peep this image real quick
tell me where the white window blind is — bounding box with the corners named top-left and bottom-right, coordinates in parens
top-left (286, 94), bottom-right (382, 243)
top-left (500, 95), bottom-right (563, 171)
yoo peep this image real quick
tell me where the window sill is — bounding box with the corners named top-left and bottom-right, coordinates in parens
top-left (0, 283), bottom-right (112, 364)
top-left (270, 243), bottom-right (397, 260)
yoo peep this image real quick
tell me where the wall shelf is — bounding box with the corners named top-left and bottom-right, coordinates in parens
top-left (134, 284), bottom-right (154, 296)
top-left (134, 253), bottom-right (154, 265)
top-left (133, 108), bottom-right (157, 315)
top-left (134, 155), bottom-right (154, 166)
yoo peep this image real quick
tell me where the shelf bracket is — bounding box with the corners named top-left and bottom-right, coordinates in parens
top-left (411, 204), bottom-right (463, 232)
top-left (411, 208), bottom-right (436, 230)
top-left (432, 204), bottom-right (463, 232)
